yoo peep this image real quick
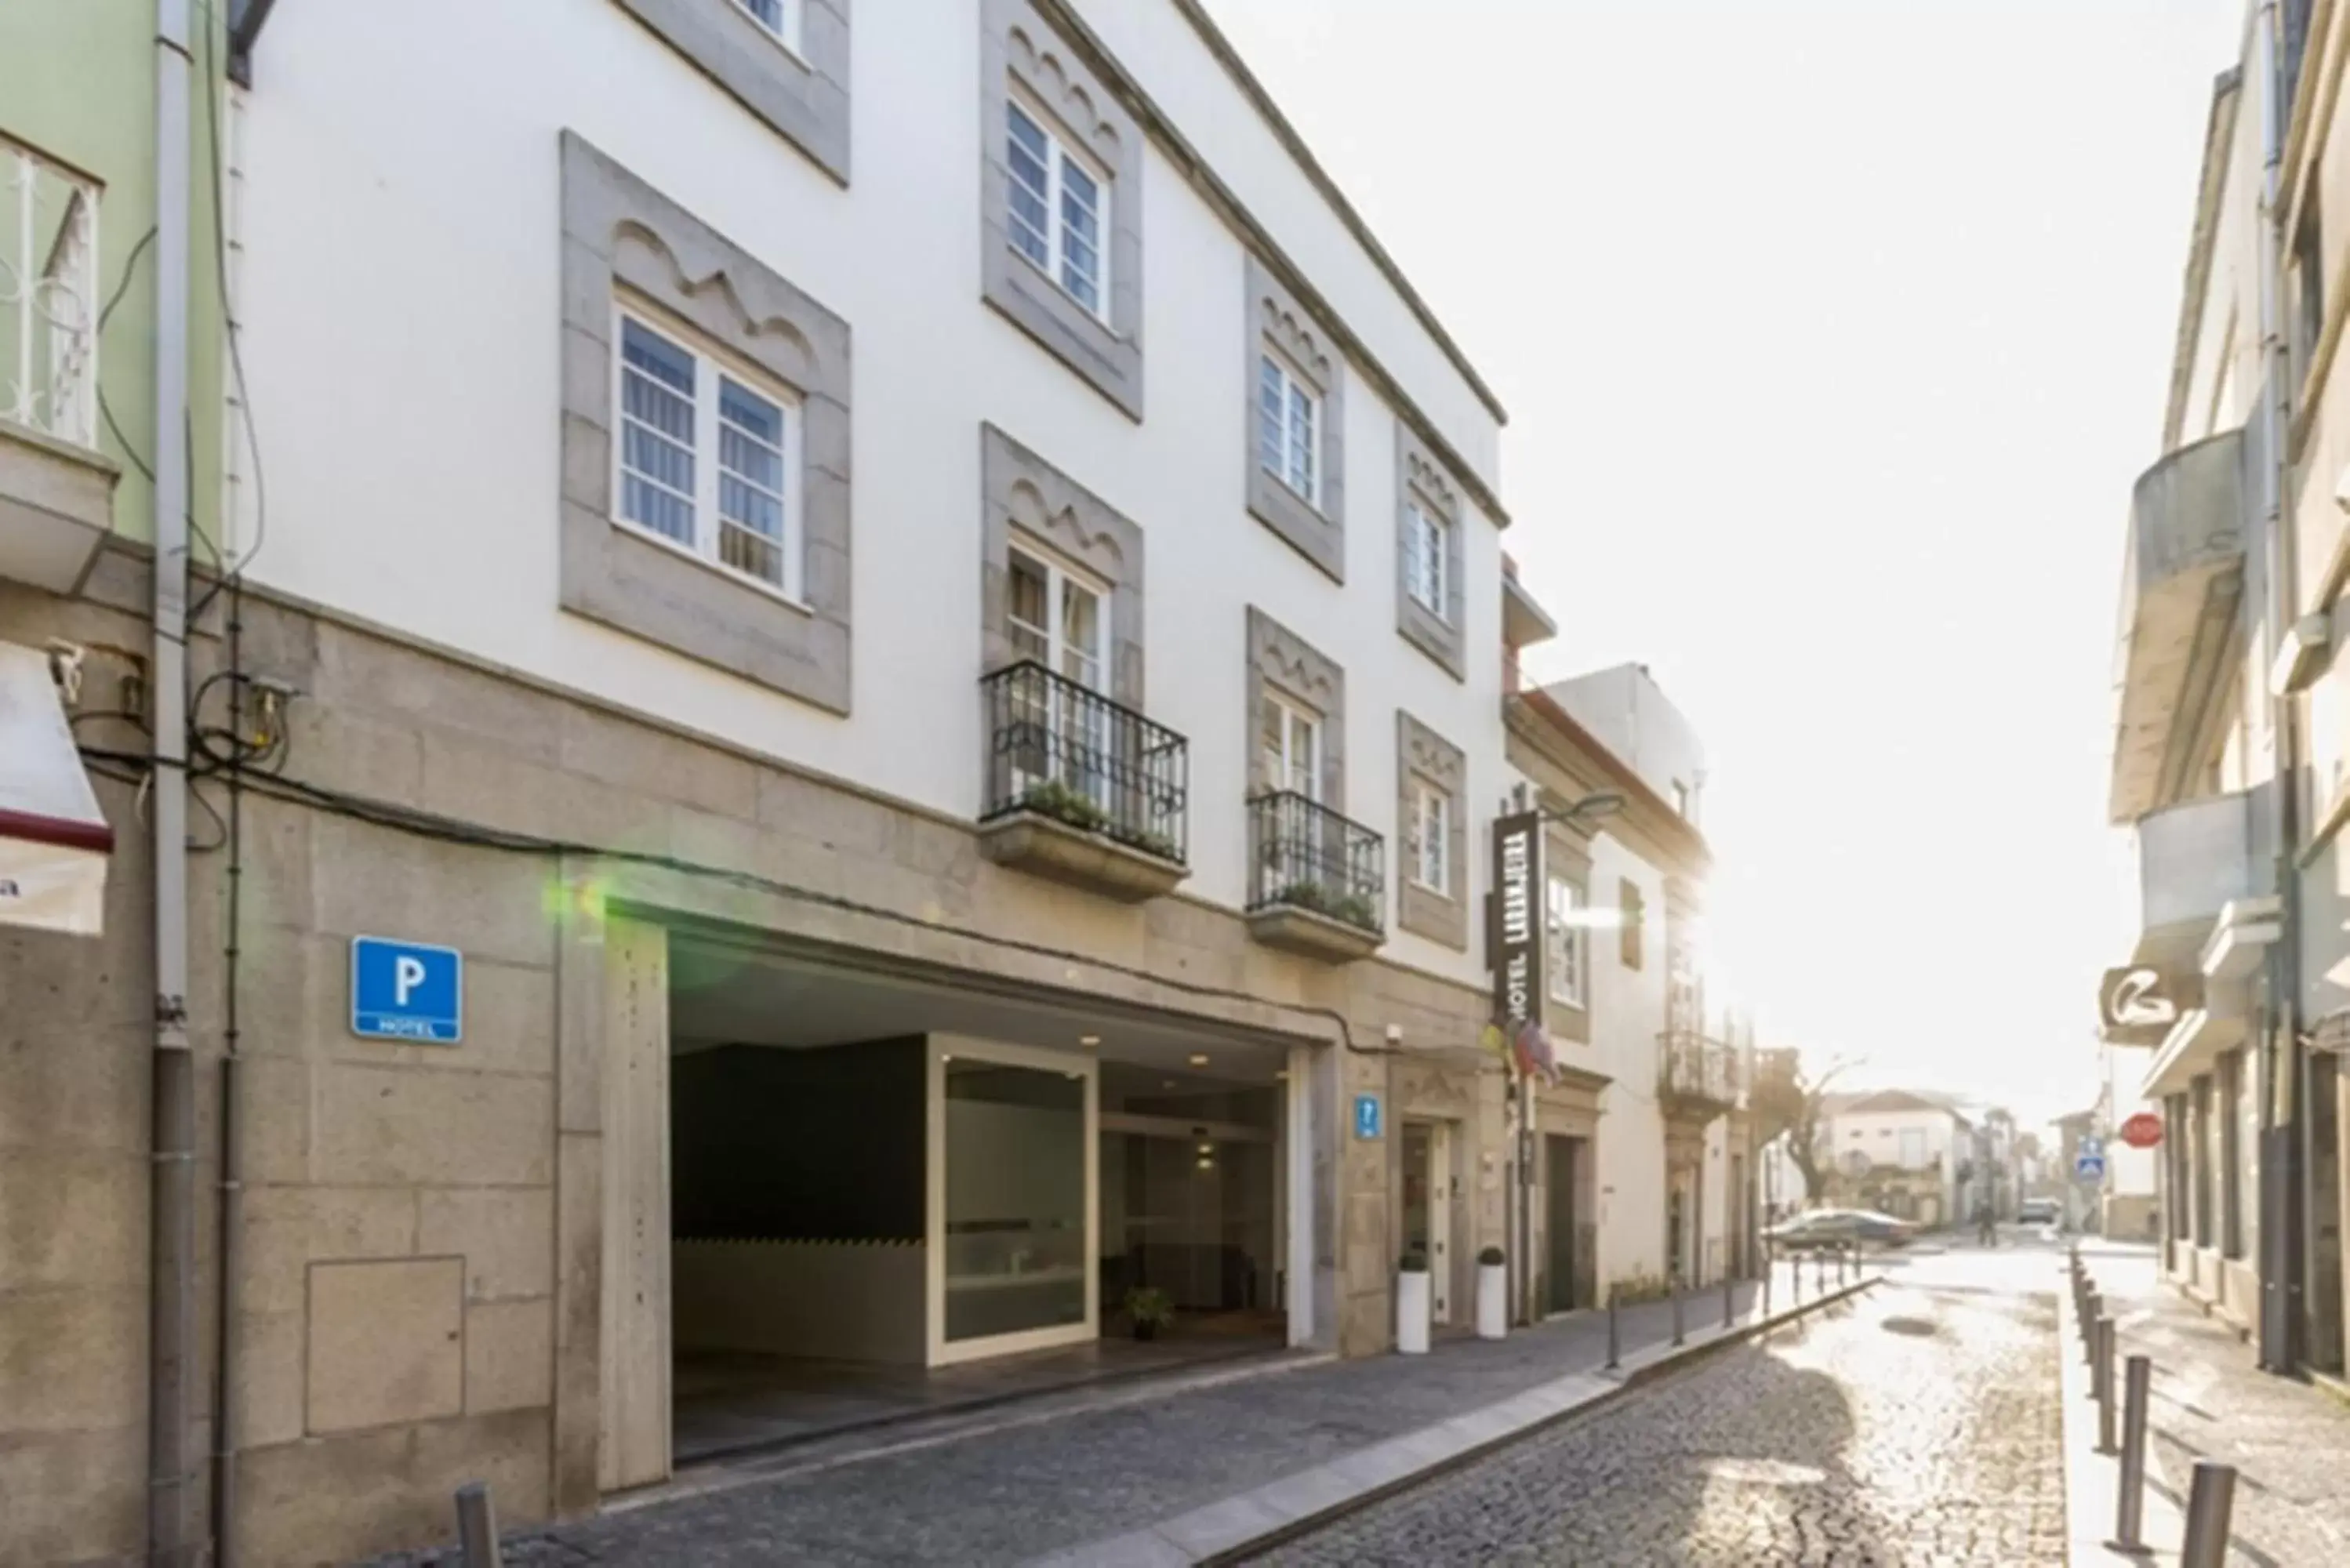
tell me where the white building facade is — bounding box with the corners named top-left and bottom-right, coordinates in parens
top-left (0, 2), bottom-right (1584, 1562)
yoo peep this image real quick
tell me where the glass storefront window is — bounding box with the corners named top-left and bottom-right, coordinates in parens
top-left (942, 1058), bottom-right (1088, 1343)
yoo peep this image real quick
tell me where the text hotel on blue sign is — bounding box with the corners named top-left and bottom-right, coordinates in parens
top-left (351, 937), bottom-right (463, 1044)
top-left (1353, 1093), bottom-right (1383, 1140)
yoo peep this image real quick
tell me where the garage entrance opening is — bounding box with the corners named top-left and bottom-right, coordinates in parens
top-left (649, 935), bottom-right (1305, 1470)
top-left (1100, 1062), bottom-right (1284, 1345)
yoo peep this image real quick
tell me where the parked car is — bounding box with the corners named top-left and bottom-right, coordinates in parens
top-left (1765, 1207), bottom-right (1918, 1252)
top-left (2018, 1198), bottom-right (2061, 1226)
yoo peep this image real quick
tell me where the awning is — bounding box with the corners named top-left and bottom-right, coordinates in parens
top-left (0, 640), bottom-right (113, 936)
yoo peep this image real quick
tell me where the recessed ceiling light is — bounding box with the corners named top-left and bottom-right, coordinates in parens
top-left (1188, 1053), bottom-right (1209, 1067)
top-left (1197, 1142), bottom-right (1213, 1155)
top-left (1162, 1079), bottom-right (1178, 1089)
top-left (1079, 1034), bottom-right (1101, 1047)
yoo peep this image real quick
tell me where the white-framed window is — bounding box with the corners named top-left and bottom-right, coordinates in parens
top-left (1006, 539), bottom-right (1111, 802)
top-left (1257, 350), bottom-right (1320, 504)
top-left (613, 307), bottom-right (803, 599)
top-left (1404, 501), bottom-right (1448, 620)
top-left (732, 0), bottom-right (804, 55)
top-left (1005, 96), bottom-right (1108, 320)
top-left (1261, 693), bottom-right (1320, 801)
top-left (1899, 1129), bottom-right (1927, 1168)
top-left (1409, 781), bottom-right (1449, 891)
top-left (1546, 877), bottom-right (1587, 1008)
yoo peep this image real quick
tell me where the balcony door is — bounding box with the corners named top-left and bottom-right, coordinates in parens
top-left (1259, 695), bottom-right (1321, 889)
top-left (1007, 543), bottom-right (1110, 807)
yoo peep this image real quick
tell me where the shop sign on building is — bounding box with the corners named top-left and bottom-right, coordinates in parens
top-left (1491, 811), bottom-right (1545, 1036)
top-left (2098, 964), bottom-right (2204, 1045)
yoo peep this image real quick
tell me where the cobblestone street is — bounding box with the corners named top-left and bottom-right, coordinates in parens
top-left (1256, 1258), bottom-right (2067, 1566)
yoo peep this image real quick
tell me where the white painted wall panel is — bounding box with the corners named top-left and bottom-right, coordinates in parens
top-left (234, 0), bottom-right (1506, 989)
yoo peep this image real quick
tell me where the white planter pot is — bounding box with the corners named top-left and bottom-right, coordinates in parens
top-left (1476, 1262), bottom-right (1508, 1340)
top-left (1396, 1269), bottom-right (1432, 1354)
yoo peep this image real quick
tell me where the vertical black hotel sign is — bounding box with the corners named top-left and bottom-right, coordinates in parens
top-left (1491, 811), bottom-right (1545, 1039)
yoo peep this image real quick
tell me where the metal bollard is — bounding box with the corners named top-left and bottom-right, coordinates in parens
top-left (1672, 1276), bottom-right (1686, 1346)
top-left (1814, 1250), bottom-right (1825, 1291)
top-left (1838, 1244), bottom-right (1849, 1285)
top-left (2180, 1460), bottom-right (2238, 1568)
top-left (1606, 1293), bottom-right (1620, 1369)
top-left (1762, 1248), bottom-right (1773, 1316)
top-left (456, 1482), bottom-right (503, 1568)
top-left (1723, 1270), bottom-right (1734, 1328)
top-left (2114, 1354), bottom-right (2151, 1550)
top-left (2094, 1318), bottom-right (2116, 1454)
top-left (2083, 1292), bottom-right (2101, 1360)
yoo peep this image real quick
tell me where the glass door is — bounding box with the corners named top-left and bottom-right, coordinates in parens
top-left (929, 1039), bottom-right (1097, 1364)
top-left (1401, 1121), bottom-right (1453, 1323)
top-left (1007, 545), bottom-right (1110, 809)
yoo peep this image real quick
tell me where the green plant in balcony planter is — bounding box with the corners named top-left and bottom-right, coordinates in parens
top-left (1018, 779), bottom-right (1109, 834)
top-left (1398, 1249), bottom-right (1429, 1273)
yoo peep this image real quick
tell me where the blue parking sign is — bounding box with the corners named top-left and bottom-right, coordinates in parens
top-left (351, 937), bottom-right (463, 1044)
top-left (1353, 1093), bottom-right (1383, 1139)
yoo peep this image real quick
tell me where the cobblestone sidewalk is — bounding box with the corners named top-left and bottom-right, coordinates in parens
top-left (1255, 1278), bottom-right (2066, 1566)
top-left (2091, 1252), bottom-right (2350, 1567)
top-left (357, 1272), bottom-right (1834, 1566)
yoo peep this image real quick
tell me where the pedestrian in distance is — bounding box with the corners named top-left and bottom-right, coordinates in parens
top-left (1975, 1200), bottom-right (1996, 1248)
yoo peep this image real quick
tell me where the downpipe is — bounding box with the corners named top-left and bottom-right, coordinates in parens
top-left (2253, 0), bottom-right (2307, 1376)
top-left (147, 1), bottom-right (199, 1563)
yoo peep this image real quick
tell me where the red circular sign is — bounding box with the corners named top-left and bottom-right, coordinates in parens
top-left (2120, 1112), bottom-right (2164, 1149)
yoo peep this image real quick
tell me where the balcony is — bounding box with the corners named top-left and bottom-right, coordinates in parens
top-left (1657, 1031), bottom-right (1740, 1119)
top-left (0, 136), bottom-right (117, 595)
top-left (1243, 790), bottom-right (1384, 962)
top-left (2108, 429), bottom-right (2247, 825)
top-left (978, 662), bottom-right (1190, 902)
top-left (2133, 788), bottom-right (2276, 965)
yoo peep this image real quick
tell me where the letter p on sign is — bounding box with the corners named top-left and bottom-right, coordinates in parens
top-left (351, 937), bottom-right (464, 1044)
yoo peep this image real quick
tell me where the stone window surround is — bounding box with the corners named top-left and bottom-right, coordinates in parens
top-left (1395, 419), bottom-right (1466, 681)
top-left (612, 0), bottom-right (852, 184)
top-left (1245, 608), bottom-right (1346, 808)
top-left (1244, 256), bottom-right (1346, 583)
top-left (1395, 710), bottom-right (1467, 949)
top-left (981, 0), bottom-right (1146, 420)
top-left (558, 131), bottom-right (853, 715)
top-left (1544, 827), bottom-right (1593, 1044)
top-left (980, 423), bottom-right (1146, 708)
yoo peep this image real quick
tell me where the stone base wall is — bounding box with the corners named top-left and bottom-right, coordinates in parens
top-left (0, 551), bottom-right (1502, 1564)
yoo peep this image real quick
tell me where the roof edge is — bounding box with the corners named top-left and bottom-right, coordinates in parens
top-left (2162, 67), bottom-right (2243, 452)
top-left (1164, 0), bottom-right (1509, 427)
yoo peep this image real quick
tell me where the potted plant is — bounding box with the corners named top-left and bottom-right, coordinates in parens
top-left (1396, 1249), bottom-right (1432, 1355)
top-left (1476, 1245), bottom-right (1508, 1340)
top-left (1124, 1285), bottom-right (1175, 1342)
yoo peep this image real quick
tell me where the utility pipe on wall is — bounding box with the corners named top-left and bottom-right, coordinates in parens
top-left (2254, 0), bottom-right (2307, 1376)
top-left (148, 1), bottom-right (198, 1563)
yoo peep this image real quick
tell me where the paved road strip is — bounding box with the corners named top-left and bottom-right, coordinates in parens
top-left (1026, 1274), bottom-right (1883, 1567)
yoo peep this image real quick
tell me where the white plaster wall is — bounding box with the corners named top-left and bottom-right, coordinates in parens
top-left (232, 0), bottom-right (1507, 988)
top-left (1067, 0), bottom-right (1501, 485)
top-left (1583, 831), bottom-right (1673, 1290)
top-left (1545, 666), bottom-right (1708, 818)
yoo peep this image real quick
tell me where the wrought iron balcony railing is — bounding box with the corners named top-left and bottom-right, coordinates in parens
top-left (1246, 789), bottom-right (1384, 936)
top-left (981, 660), bottom-right (1190, 865)
top-left (1657, 1030), bottom-right (1741, 1107)
top-left (2, 137), bottom-right (100, 450)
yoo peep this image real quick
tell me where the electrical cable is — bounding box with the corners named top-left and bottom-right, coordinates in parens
top-left (88, 731), bottom-right (1430, 1059)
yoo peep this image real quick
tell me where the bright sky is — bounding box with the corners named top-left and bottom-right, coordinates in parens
top-left (1205, 0), bottom-right (2247, 1127)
